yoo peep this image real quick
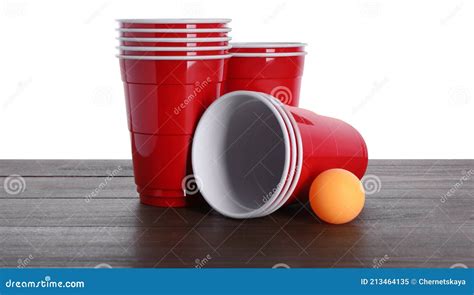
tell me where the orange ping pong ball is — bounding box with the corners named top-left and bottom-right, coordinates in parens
top-left (309, 168), bottom-right (365, 224)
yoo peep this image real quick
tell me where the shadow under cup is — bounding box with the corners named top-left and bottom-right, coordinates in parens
top-left (120, 56), bottom-right (228, 207)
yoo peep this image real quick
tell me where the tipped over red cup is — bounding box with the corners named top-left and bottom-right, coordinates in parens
top-left (192, 91), bottom-right (368, 218)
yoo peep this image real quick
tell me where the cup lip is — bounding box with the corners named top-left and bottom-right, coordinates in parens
top-left (116, 18), bottom-right (231, 24)
top-left (192, 90), bottom-right (291, 219)
top-left (259, 94), bottom-right (303, 216)
top-left (116, 45), bottom-right (232, 52)
top-left (117, 37), bottom-right (231, 43)
top-left (116, 54), bottom-right (232, 60)
top-left (116, 28), bottom-right (232, 33)
top-left (253, 94), bottom-right (297, 217)
top-left (231, 52), bottom-right (307, 57)
top-left (230, 42), bottom-right (307, 48)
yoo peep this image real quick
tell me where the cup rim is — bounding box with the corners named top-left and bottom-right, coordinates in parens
top-left (231, 52), bottom-right (307, 57)
top-left (192, 90), bottom-right (291, 219)
top-left (253, 95), bottom-right (297, 217)
top-left (116, 54), bottom-right (232, 60)
top-left (259, 94), bottom-right (303, 216)
top-left (116, 18), bottom-right (231, 24)
top-left (117, 45), bottom-right (232, 52)
top-left (230, 42), bottom-right (307, 48)
top-left (117, 37), bottom-right (231, 43)
top-left (116, 28), bottom-right (232, 33)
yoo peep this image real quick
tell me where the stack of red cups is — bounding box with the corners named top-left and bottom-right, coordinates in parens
top-left (225, 42), bottom-right (307, 106)
top-left (116, 18), bottom-right (232, 207)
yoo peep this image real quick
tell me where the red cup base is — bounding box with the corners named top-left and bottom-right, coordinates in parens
top-left (140, 194), bottom-right (189, 207)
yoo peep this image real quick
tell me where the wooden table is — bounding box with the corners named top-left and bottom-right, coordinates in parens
top-left (0, 160), bottom-right (473, 268)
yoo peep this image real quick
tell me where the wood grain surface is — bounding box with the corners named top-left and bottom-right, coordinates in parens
top-left (0, 160), bottom-right (473, 268)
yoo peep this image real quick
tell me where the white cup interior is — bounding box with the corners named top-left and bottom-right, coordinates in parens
top-left (192, 91), bottom-right (291, 218)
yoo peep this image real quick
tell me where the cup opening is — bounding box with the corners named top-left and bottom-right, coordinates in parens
top-left (230, 42), bottom-right (307, 48)
top-left (231, 52), bottom-right (307, 58)
top-left (117, 28), bottom-right (232, 33)
top-left (192, 91), bottom-right (290, 218)
top-left (116, 18), bottom-right (232, 24)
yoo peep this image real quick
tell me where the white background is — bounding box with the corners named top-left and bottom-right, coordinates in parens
top-left (0, 0), bottom-right (472, 159)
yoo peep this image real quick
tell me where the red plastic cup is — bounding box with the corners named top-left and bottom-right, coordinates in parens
top-left (118, 37), bottom-right (231, 47)
top-left (118, 45), bottom-right (231, 56)
top-left (118, 28), bottom-right (231, 38)
top-left (284, 105), bottom-right (368, 202)
top-left (227, 52), bottom-right (305, 79)
top-left (119, 54), bottom-right (230, 207)
top-left (119, 54), bottom-right (230, 85)
top-left (130, 133), bottom-right (198, 207)
top-left (123, 81), bottom-right (225, 135)
top-left (192, 91), bottom-right (368, 218)
top-left (229, 42), bottom-right (306, 53)
top-left (224, 77), bottom-right (302, 107)
top-left (117, 18), bottom-right (231, 29)
top-left (225, 52), bottom-right (306, 106)
top-left (117, 37), bottom-right (231, 47)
